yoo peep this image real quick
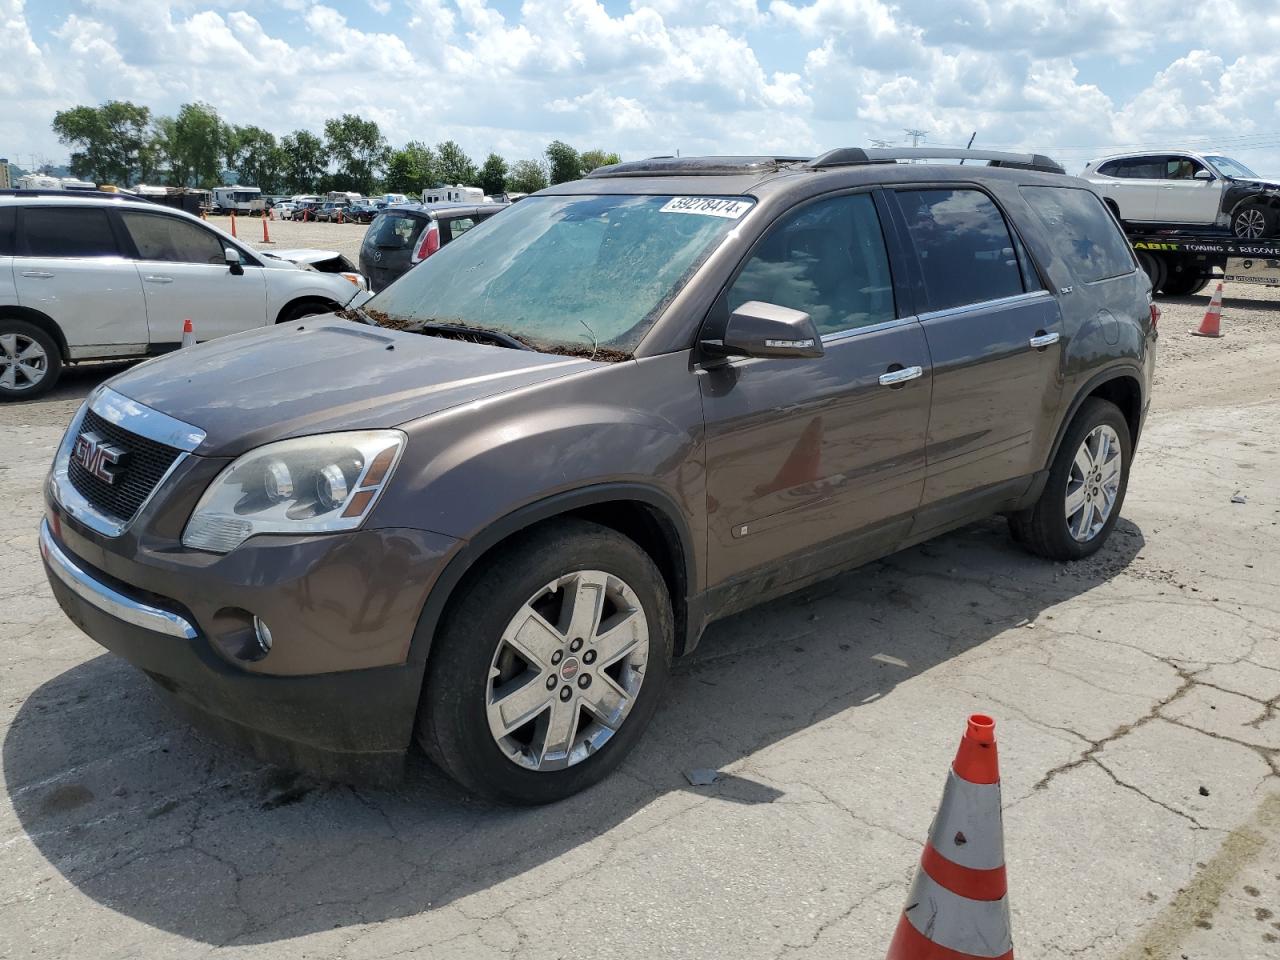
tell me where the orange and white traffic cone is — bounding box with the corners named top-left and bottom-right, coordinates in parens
top-left (261, 215), bottom-right (273, 244)
top-left (1190, 282), bottom-right (1224, 338)
top-left (886, 714), bottom-right (1013, 960)
top-left (230, 210), bottom-right (237, 239)
top-left (181, 318), bottom-right (196, 348)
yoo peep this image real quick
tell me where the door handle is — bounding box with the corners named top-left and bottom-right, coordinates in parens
top-left (143, 275), bottom-right (174, 284)
top-left (878, 365), bottom-right (923, 387)
top-left (20, 270), bottom-right (53, 279)
top-left (1029, 332), bottom-right (1060, 349)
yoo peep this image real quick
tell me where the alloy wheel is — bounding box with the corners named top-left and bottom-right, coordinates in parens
top-left (1065, 424), bottom-right (1122, 542)
top-left (0, 333), bottom-right (49, 392)
top-left (485, 569), bottom-right (650, 772)
top-left (1233, 208), bottom-right (1266, 240)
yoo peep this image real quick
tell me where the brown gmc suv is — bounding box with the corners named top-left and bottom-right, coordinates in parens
top-left (41, 149), bottom-right (1157, 803)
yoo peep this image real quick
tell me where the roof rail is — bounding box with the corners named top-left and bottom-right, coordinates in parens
top-left (588, 156), bottom-right (810, 178)
top-left (807, 147), bottom-right (1065, 175)
top-left (0, 188), bottom-right (155, 202)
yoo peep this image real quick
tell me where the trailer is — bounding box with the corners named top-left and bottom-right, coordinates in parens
top-left (1126, 228), bottom-right (1280, 296)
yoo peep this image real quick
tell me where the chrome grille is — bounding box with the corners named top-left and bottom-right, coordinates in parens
top-left (67, 409), bottom-right (183, 524)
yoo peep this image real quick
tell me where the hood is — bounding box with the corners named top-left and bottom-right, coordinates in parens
top-left (1228, 178), bottom-right (1280, 193)
top-left (106, 319), bottom-right (596, 457)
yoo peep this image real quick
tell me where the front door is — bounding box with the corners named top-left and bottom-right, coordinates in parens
top-left (1156, 156), bottom-right (1224, 225)
top-left (117, 210), bottom-right (267, 344)
top-left (14, 205), bottom-right (150, 356)
top-left (888, 187), bottom-right (1064, 515)
top-left (700, 192), bottom-right (932, 595)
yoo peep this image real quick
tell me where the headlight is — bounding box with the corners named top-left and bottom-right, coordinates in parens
top-left (182, 430), bottom-right (405, 553)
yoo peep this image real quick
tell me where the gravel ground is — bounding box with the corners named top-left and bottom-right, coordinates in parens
top-left (1, 278), bottom-right (1278, 960)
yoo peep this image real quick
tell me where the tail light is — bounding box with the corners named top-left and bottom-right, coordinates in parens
top-left (1149, 302), bottom-right (1160, 331)
top-left (410, 222), bottom-right (440, 265)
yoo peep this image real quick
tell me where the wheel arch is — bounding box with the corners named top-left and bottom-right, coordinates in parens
top-left (0, 305), bottom-right (71, 360)
top-left (274, 295), bottom-right (344, 324)
top-left (1228, 192), bottom-right (1280, 221)
top-left (406, 483), bottom-right (699, 682)
top-left (1050, 368), bottom-right (1145, 466)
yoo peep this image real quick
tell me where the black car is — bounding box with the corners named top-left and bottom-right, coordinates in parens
top-left (359, 202), bottom-right (508, 292)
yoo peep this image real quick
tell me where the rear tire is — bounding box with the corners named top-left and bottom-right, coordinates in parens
top-left (1010, 398), bottom-right (1131, 561)
top-left (1136, 251), bottom-right (1166, 295)
top-left (418, 519), bottom-right (673, 804)
top-left (1160, 269), bottom-right (1210, 297)
top-left (0, 319), bottom-right (62, 401)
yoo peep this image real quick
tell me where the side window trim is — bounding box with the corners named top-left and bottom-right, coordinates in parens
top-left (884, 184), bottom-right (1041, 314)
top-left (700, 185), bottom-right (904, 347)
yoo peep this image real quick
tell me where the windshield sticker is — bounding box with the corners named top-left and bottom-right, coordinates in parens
top-left (660, 197), bottom-right (752, 219)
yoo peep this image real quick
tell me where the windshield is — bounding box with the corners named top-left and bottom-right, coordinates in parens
top-left (1206, 156), bottom-right (1259, 179)
top-left (366, 194), bottom-right (754, 355)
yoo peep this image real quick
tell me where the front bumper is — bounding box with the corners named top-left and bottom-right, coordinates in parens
top-left (40, 515), bottom-right (457, 783)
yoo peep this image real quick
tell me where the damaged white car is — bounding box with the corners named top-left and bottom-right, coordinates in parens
top-left (0, 192), bottom-right (371, 399)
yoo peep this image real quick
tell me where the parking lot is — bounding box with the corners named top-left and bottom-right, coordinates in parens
top-left (2, 250), bottom-right (1278, 959)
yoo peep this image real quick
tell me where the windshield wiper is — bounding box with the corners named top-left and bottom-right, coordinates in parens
top-left (416, 321), bottom-right (535, 352)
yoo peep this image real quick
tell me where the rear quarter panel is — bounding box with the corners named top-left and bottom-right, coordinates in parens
top-left (995, 182), bottom-right (1153, 463)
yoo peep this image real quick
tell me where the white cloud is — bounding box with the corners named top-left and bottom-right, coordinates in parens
top-left (5, 0), bottom-right (1280, 176)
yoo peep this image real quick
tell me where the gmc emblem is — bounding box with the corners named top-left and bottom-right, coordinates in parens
top-left (72, 431), bottom-right (128, 484)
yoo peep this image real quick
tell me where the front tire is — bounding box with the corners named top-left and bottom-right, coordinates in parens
top-left (1232, 203), bottom-right (1276, 240)
top-left (418, 519), bottom-right (673, 804)
top-left (1010, 398), bottom-right (1131, 561)
top-left (0, 319), bottom-right (62, 401)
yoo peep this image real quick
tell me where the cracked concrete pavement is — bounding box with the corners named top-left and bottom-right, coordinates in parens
top-left (2, 256), bottom-right (1278, 959)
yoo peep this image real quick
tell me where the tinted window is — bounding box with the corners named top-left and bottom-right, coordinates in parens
top-left (0, 208), bottom-right (14, 256)
top-left (22, 207), bottom-right (119, 258)
top-left (897, 189), bottom-right (1024, 311)
top-left (1110, 157), bottom-right (1165, 179)
top-left (728, 193), bottom-right (894, 335)
top-left (366, 213), bottom-right (423, 250)
top-left (1021, 186), bottom-right (1135, 283)
top-left (121, 212), bottom-right (225, 264)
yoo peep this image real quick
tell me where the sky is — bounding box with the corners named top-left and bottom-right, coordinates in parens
top-left (3, 0), bottom-right (1280, 178)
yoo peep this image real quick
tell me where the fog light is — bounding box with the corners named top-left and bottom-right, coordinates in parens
top-left (253, 616), bottom-right (273, 655)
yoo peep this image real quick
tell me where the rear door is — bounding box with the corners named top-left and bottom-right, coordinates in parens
top-left (888, 187), bottom-right (1064, 520)
top-left (1105, 157), bottom-right (1163, 222)
top-left (14, 205), bottom-right (150, 356)
top-left (701, 191), bottom-right (932, 591)
top-left (118, 210), bottom-right (267, 344)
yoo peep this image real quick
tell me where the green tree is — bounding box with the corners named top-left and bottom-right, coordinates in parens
top-left (155, 102), bottom-right (227, 188)
top-left (435, 140), bottom-right (478, 185)
top-left (226, 125), bottom-right (281, 191)
top-left (384, 141), bottom-right (437, 194)
top-left (507, 159), bottom-right (549, 194)
top-left (279, 130), bottom-right (328, 194)
top-left (545, 140), bottom-right (581, 185)
top-left (323, 114), bottom-right (388, 194)
top-left (51, 100), bottom-right (153, 185)
top-left (578, 149), bottom-right (621, 175)
top-left (479, 153), bottom-right (508, 196)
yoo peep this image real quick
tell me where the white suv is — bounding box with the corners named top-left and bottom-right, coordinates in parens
top-left (1083, 150), bottom-right (1280, 239)
top-left (0, 193), bottom-right (371, 399)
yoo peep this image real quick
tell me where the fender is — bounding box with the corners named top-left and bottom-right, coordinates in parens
top-left (1018, 363), bottom-right (1146, 509)
top-left (402, 481), bottom-right (699, 676)
top-left (0, 304), bottom-right (70, 359)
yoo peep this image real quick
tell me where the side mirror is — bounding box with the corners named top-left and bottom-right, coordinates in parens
top-left (702, 301), bottom-right (824, 361)
top-left (1193, 169), bottom-right (1214, 181)
top-left (225, 247), bottom-right (244, 276)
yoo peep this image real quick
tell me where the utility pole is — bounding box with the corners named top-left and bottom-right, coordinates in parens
top-left (904, 128), bottom-right (929, 148)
